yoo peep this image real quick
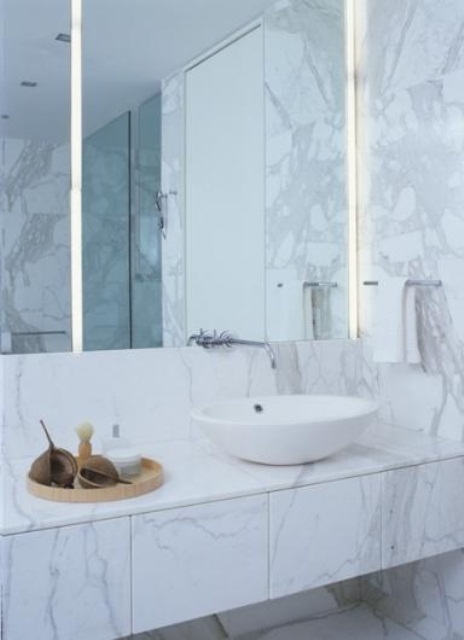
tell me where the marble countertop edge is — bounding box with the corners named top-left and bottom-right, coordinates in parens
top-left (2, 423), bottom-right (464, 536)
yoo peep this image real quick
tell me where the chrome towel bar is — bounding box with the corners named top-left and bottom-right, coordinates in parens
top-left (363, 279), bottom-right (442, 287)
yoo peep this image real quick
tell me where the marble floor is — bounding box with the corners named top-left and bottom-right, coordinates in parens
top-left (127, 604), bottom-right (423, 640)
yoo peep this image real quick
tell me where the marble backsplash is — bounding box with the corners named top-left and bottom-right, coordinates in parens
top-left (0, 339), bottom-right (363, 461)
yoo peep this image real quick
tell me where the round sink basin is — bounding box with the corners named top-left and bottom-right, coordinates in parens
top-left (191, 394), bottom-right (379, 465)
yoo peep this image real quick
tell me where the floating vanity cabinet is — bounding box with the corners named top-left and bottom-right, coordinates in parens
top-left (1, 518), bottom-right (131, 640)
top-left (382, 458), bottom-right (464, 569)
top-left (269, 475), bottom-right (382, 599)
top-left (131, 495), bottom-right (268, 633)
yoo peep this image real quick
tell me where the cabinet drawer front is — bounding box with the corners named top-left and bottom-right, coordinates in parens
top-left (270, 475), bottom-right (382, 598)
top-left (383, 458), bottom-right (464, 568)
top-left (2, 519), bottom-right (131, 640)
top-left (132, 494), bottom-right (268, 632)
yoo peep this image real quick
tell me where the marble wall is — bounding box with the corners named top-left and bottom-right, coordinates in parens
top-left (356, 1), bottom-right (464, 638)
top-left (358, 0), bottom-right (464, 443)
top-left (161, 73), bottom-right (185, 348)
top-left (0, 138), bottom-right (71, 353)
top-left (265, 0), bottom-right (348, 341)
top-left (0, 339), bottom-right (362, 460)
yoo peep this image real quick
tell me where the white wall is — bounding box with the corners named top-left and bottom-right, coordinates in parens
top-left (185, 27), bottom-right (265, 340)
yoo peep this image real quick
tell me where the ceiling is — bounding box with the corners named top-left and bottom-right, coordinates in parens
top-left (2, 0), bottom-right (277, 144)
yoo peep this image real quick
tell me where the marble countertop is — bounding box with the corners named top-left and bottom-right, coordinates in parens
top-left (2, 423), bottom-right (464, 536)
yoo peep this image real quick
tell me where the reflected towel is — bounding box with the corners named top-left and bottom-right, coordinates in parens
top-left (373, 277), bottom-right (421, 364)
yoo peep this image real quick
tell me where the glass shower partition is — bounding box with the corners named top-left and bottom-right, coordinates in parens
top-left (83, 112), bottom-right (131, 350)
top-left (82, 94), bottom-right (163, 351)
top-left (131, 94), bottom-right (163, 348)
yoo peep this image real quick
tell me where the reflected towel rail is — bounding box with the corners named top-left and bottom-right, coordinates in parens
top-left (363, 280), bottom-right (442, 287)
top-left (303, 281), bottom-right (338, 288)
top-left (11, 330), bottom-right (68, 336)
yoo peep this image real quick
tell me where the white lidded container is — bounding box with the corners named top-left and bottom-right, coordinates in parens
top-left (106, 448), bottom-right (142, 478)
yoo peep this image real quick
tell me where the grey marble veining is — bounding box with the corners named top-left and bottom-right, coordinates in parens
top-left (161, 73), bottom-right (186, 348)
top-left (1, 338), bottom-right (363, 460)
top-left (358, 0), bottom-right (464, 442)
top-left (1, 518), bottom-right (131, 640)
top-left (362, 549), bottom-right (464, 639)
top-left (0, 138), bottom-right (71, 353)
top-left (264, 0), bottom-right (348, 340)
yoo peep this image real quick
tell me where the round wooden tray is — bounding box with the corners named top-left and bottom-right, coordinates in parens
top-left (27, 457), bottom-right (164, 503)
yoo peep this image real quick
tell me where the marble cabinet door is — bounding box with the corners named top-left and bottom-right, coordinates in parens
top-left (131, 494), bottom-right (268, 633)
top-left (1, 518), bottom-right (131, 640)
top-left (269, 474), bottom-right (382, 598)
top-left (382, 458), bottom-right (464, 568)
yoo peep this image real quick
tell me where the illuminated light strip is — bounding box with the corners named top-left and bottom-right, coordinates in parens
top-left (71, 0), bottom-right (83, 353)
top-left (345, 0), bottom-right (359, 339)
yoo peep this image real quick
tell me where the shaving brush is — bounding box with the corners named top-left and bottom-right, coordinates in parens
top-left (75, 422), bottom-right (95, 466)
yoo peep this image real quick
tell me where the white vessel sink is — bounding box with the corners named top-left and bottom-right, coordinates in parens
top-left (191, 395), bottom-right (378, 465)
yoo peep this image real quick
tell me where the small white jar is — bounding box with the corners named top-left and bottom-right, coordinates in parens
top-left (107, 448), bottom-right (142, 478)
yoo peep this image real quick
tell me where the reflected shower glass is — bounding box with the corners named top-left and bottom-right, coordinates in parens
top-left (82, 112), bottom-right (131, 350)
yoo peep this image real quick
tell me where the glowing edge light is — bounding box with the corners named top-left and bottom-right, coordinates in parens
top-left (345, 0), bottom-right (359, 339)
top-left (71, 0), bottom-right (83, 353)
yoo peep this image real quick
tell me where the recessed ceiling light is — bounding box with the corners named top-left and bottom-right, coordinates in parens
top-left (56, 33), bottom-right (71, 43)
top-left (21, 81), bottom-right (37, 88)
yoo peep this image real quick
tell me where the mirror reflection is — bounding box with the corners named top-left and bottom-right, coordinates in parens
top-left (1, 0), bottom-right (349, 354)
top-left (82, 0), bottom-right (349, 351)
top-left (1, 0), bottom-right (72, 353)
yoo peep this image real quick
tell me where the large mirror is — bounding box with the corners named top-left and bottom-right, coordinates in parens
top-left (1, 0), bottom-right (349, 354)
top-left (1, 0), bottom-right (72, 353)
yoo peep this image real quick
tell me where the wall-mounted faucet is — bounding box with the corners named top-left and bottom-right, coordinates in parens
top-left (187, 330), bottom-right (277, 369)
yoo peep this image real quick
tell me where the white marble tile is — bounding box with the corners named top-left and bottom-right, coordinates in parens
top-left (233, 603), bottom-right (421, 639)
top-left (1, 339), bottom-right (363, 460)
top-left (197, 422), bottom-right (464, 495)
top-left (264, 0), bottom-right (348, 340)
top-left (5, 421), bottom-right (464, 537)
top-left (362, 549), bottom-right (464, 639)
top-left (1, 138), bottom-right (71, 354)
top-left (382, 458), bottom-right (464, 568)
top-left (131, 494), bottom-right (268, 632)
top-left (1, 439), bottom-right (265, 535)
top-left (1, 517), bottom-right (131, 640)
top-left (161, 73), bottom-right (185, 348)
top-left (218, 582), bottom-right (360, 638)
top-left (269, 474), bottom-right (382, 598)
top-left (123, 616), bottom-right (227, 640)
top-left (360, 0), bottom-right (464, 98)
top-left (358, 0), bottom-right (464, 443)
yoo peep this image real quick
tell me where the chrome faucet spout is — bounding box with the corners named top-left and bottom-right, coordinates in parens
top-left (187, 330), bottom-right (277, 369)
top-left (227, 337), bottom-right (276, 369)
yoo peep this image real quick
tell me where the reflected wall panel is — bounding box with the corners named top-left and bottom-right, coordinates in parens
top-left (1, 0), bottom-right (72, 353)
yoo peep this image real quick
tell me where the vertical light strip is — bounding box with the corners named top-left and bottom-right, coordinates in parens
top-left (71, 0), bottom-right (83, 352)
top-left (345, 0), bottom-right (359, 339)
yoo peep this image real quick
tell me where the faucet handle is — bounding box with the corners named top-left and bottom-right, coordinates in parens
top-left (218, 331), bottom-right (235, 348)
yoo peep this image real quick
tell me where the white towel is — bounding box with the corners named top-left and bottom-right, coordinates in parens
top-left (373, 277), bottom-right (421, 364)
